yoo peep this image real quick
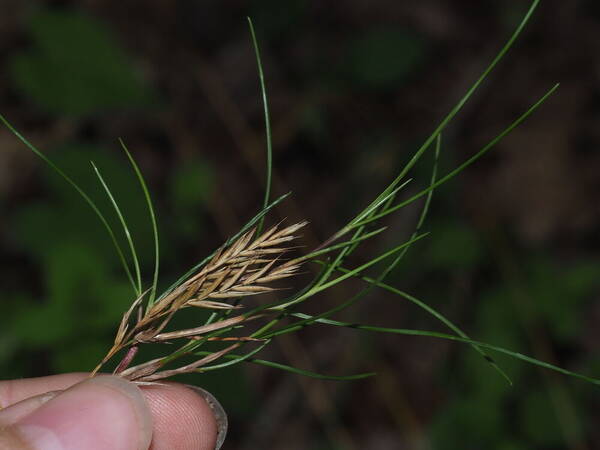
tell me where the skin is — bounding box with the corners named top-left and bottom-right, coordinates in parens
top-left (0, 373), bottom-right (219, 450)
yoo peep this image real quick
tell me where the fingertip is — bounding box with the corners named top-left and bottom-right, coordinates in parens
top-left (185, 386), bottom-right (227, 450)
top-left (141, 383), bottom-right (219, 450)
top-left (14, 375), bottom-right (153, 450)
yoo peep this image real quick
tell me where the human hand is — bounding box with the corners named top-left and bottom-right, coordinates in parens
top-left (0, 373), bottom-right (226, 449)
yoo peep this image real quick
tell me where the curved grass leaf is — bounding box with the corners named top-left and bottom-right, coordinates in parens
top-left (271, 232), bottom-right (429, 311)
top-left (267, 136), bottom-right (514, 385)
top-left (282, 314), bottom-right (600, 386)
top-left (352, 83), bottom-right (560, 229)
top-left (313, 179), bottom-right (412, 286)
top-left (337, 0), bottom-right (541, 240)
top-left (247, 17), bottom-right (273, 235)
top-left (118, 139), bottom-right (160, 307)
top-left (195, 349), bottom-right (376, 381)
top-left (91, 161), bottom-right (142, 295)
top-left (195, 339), bottom-right (271, 372)
top-left (312, 263), bottom-right (512, 385)
top-left (0, 113), bottom-right (138, 293)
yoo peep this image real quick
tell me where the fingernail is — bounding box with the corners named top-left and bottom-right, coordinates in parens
top-left (15, 375), bottom-right (153, 450)
top-left (186, 386), bottom-right (227, 450)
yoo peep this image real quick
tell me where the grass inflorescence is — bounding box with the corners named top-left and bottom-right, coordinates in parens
top-left (92, 221), bottom-right (307, 382)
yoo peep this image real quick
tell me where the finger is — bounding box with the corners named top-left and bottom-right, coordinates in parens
top-left (141, 383), bottom-right (220, 450)
top-left (0, 373), bottom-right (87, 409)
top-left (0, 391), bottom-right (59, 425)
top-left (0, 374), bottom-right (224, 449)
top-left (0, 375), bottom-right (152, 450)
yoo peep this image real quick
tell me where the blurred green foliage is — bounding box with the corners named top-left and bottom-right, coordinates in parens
top-left (2, 9), bottom-right (213, 378)
top-left (2, 3), bottom-right (599, 449)
top-left (344, 28), bottom-right (427, 89)
top-left (426, 219), bottom-right (484, 270)
top-left (10, 10), bottom-right (154, 115)
top-left (8, 145), bottom-right (154, 371)
top-left (422, 223), bottom-right (598, 447)
top-left (3, 144), bottom-right (222, 374)
top-left (169, 159), bottom-right (214, 239)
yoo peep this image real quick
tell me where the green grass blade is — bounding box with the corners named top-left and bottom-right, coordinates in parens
top-left (249, 262), bottom-right (336, 338)
top-left (272, 232), bottom-right (429, 310)
top-left (91, 162), bottom-right (142, 295)
top-left (195, 340), bottom-right (271, 372)
top-left (243, 358), bottom-right (376, 381)
top-left (309, 178), bottom-right (414, 302)
top-left (301, 227), bottom-right (388, 261)
top-left (318, 263), bottom-right (512, 385)
top-left (195, 350), bottom-right (376, 381)
top-left (352, 83), bottom-right (560, 229)
top-left (310, 233), bottom-right (429, 296)
top-left (0, 114), bottom-right (138, 293)
top-left (118, 138), bottom-right (160, 307)
top-left (243, 232), bottom-right (430, 333)
top-left (365, 134), bottom-right (440, 275)
top-left (349, 179), bottom-right (413, 228)
top-left (263, 137), bottom-right (441, 338)
top-left (242, 227), bottom-right (390, 337)
top-left (272, 137), bottom-right (439, 333)
top-left (340, 0), bottom-right (541, 236)
top-left (235, 222), bottom-right (385, 337)
top-left (326, 178), bottom-right (413, 271)
top-left (281, 315), bottom-right (600, 385)
top-left (256, 151), bottom-right (509, 385)
top-left (247, 17), bottom-right (273, 235)
top-left (283, 138), bottom-right (511, 384)
top-left (400, 134), bottom-right (439, 236)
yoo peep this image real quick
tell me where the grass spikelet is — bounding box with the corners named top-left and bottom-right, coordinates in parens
top-left (92, 221), bottom-right (307, 381)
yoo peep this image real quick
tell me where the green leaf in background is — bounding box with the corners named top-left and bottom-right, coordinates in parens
top-left (459, 350), bottom-right (515, 402)
top-left (10, 10), bottom-right (154, 115)
top-left (430, 394), bottom-right (505, 449)
top-left (9, 240), bottom-right (123, 346)
top-left (7, 143), bottom-right (163, 365)
top-left (171, 158), bottom-right (214, 210)
top-left (344, 28), bottom-right (427, 89)
top-left (170, 158), bottom-right (214, 238)
top-left (426, 220), bottom-right (484, 270)
top-left (12, 144), bottom-right (157, 264)
top-left (517, 388), bottom-right (577, 446)
top-left (10, 296), bottom-right (75, 346)
top-left (54, 338), bottom-right (108, 373)
top-left (526, 259), bottom-right (599, 341)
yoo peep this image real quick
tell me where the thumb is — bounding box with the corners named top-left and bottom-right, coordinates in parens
top-left (0, 375), bottom-right (153, 450)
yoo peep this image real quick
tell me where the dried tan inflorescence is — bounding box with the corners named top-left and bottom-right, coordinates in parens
top-left (93, 221), bottom-right (307, 382)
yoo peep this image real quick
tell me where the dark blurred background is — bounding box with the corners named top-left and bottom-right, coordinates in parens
top-left (1, 1), bottom-right (600, 449)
